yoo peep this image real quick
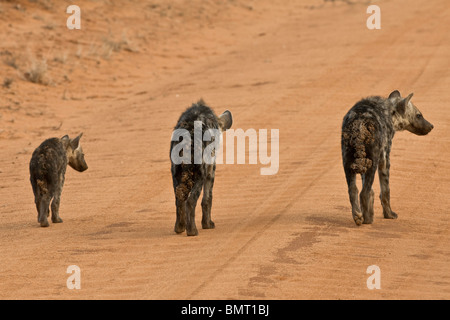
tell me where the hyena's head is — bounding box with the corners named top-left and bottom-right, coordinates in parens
top-left (61, 133), bottom-right (88, 172)
top-left (388, 90), bottom-right (434, 135)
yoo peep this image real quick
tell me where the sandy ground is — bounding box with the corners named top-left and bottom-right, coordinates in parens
top-left (0, 0), bottom-right (449, 300)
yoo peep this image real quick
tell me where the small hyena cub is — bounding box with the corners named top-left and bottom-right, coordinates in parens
top-left (170, 100), bottom-right (232, 236)
top-left (29, 133), bottom-right (88, 227)
top-left (341, 90), bottom-right (433, 225)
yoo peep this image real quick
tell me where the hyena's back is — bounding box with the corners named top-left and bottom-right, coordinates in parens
top-left (341, 99), bottom-right (384, 174)
top-left (30, 138), bottom-right (67, 197)
top-left (173, 100), bottom-right (220, 134)
top-left (170, 100), bottom-right (219, 201)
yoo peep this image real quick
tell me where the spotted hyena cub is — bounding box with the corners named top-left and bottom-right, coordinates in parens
top-left (30, 133), bottom-right (88, 227)
top-left (170, 100), bottom-right (232, 236)
top-left (341, 90), bottom-right (433, 225)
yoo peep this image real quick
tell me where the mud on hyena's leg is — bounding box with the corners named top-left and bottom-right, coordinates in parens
top-left (201, 174), bottom-right (215, 230)
top-left (361, 167), bottom-right (377, 224)
top-left (345, 168), bottom-right (363, 226)
top-left (378, 157), bottom-right (398, 219)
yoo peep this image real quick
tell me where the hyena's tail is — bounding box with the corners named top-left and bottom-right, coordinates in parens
top-left (172, 129), bottom-right (203, 201)
top-left (343, 119), bottom-right (375, 175)
top-left (174, 164), bottom-right (195, 202)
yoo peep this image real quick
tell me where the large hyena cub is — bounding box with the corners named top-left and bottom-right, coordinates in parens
top-left (341, 90), bottom-right (433, 225)
top-left (30, 133), bottom-right (88, 227)
top-left (170, 100), bottom-right (232, 236)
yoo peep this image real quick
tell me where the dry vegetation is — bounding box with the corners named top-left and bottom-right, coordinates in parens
top-left (0, 0), bottom-right (258, 141)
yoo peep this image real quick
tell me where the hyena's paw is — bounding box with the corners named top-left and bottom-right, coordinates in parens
top-left (384, 211), bottom-right (398, 219)
top-left (186, 226), bottom-right (199, 237)
top-left (362, 217), bottom-right (374, 224)
top-left (202, 220), bottom-right (215, 230)
top-left (174, 222), bottom-right (186, 234)
top-left (40, 220), bottom-right (50, 228)
top-left (353, 212), bottom-right (364, 226)
top-left (52, 217), bottom-right (63, 223)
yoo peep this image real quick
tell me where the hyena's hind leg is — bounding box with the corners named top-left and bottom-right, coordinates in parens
top-left (31, 180), bottom-right (41, 223)
top-left (378, 153), bottom-right (398, 219)
top-left (360, 165), bottom-right (377, 224)
top-left (174, 198), bottom-right (186, 234)
top-left (201, 166), bottom-right (215, 230)
top-left (38, 194), bottom-right (52, 227)
top-left (344, 167), bottom-right (363, 225)
top-left (51, 173), bottom-right (64, 223)
top-left (185, 179), bottom-right (203, 236)
top-left (34, 179), bottom-right (52, 227)
top-left (172, 167), bottom-right (186, 234)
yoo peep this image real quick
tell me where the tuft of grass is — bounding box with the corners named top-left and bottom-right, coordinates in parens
top-left (101, 35), bottom-right (127, 59)
top-left (28, 0), bottom-right (54, 11)
top-left (53, 52), bottom-right (68, 64)
top-left (75, 45), bottom-right (83, 58)
top-left (87, 32), bottom-right (138, 61)
top-left (42, 22), bottom-right (56, 30)
top-left (3, 77), bottom-right (13, 88)
top-left (3, 56), bottom-right (18, 69)
top-left (24, 58), bottom-right (50, 85)
top-left (100, 31), bottom-right (138, 59)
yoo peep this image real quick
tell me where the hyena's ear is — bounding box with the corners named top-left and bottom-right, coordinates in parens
top-left (389, 90), bottom-right (401, 99)
top-left (61, 135), bottom-right (70, 149)
top-left (396, 93), bottom-right (413, 115)
top-left (405, 92), bottom-right (414, 104)
top-left (70, 132), bottom-right (83, 150)
top-left (218, 110), bottom-right (232, 130)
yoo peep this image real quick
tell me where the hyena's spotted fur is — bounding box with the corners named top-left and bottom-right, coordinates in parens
top-left (170, 100), bottom-right (232, 236)
top-left (29, 133), bottom-right (88, 227)
top-left (341, 90), bottom-right (433, 225)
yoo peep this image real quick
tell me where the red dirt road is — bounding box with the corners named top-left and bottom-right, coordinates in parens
top-left (0, 0), bottom-right (449, 299)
